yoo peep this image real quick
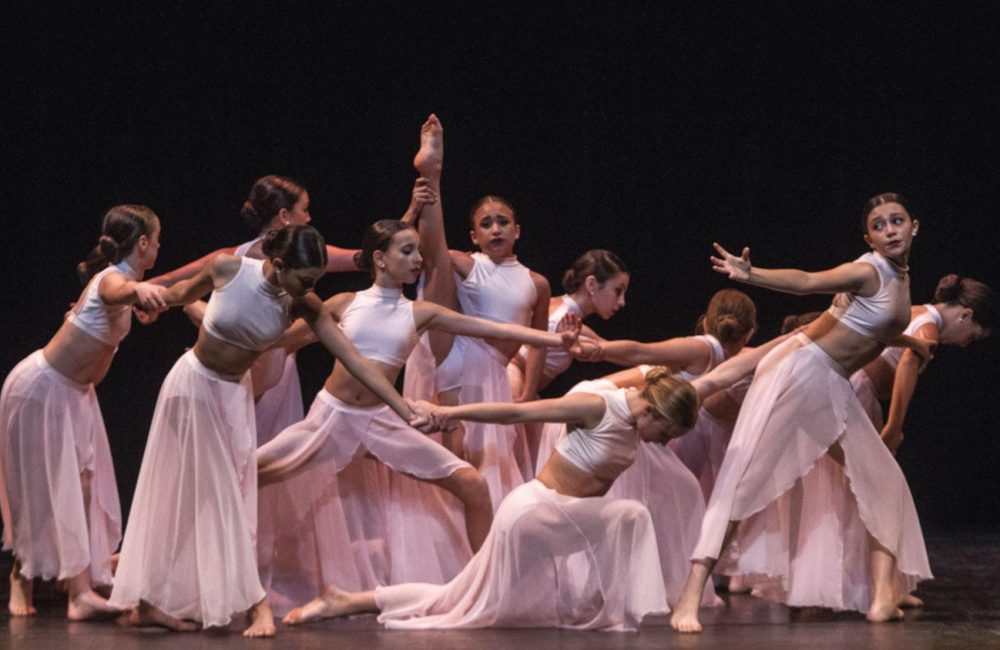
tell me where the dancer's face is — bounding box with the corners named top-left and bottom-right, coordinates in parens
top-left (376, 229), bottom-right (423, 285)
top-left (941, 312), bottom-right (989, 347)
top-left (276, 265), bottom-right (325, 297)
top-left (138, 218), bottom-right (162, 270)
top-left (864, 202), bottom-right (917, 264)
top-left (280, 192), bottom-right (312, 226)
top-left (470, 201), bottom-right (519, 258)
top-left (588, 272), bottom-right (629, 319)
top-left (636, 408), bottom-right (686, 445)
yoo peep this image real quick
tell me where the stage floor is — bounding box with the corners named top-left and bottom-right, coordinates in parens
top-left (4, 527), bottom-right (999, 649)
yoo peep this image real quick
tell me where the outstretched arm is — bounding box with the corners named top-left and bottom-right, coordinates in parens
top-left (589, 336), bottom-right (712, 371)
top-left (147, 246), bottom-right (237, 287)
top-left (711, 242), bottom-right (880, 297)
top-left (159, 256), bottom-right (233, 306)
top-left (97, 272), bottom-right (168, 311)
top-left (325, 245), bottom-right (362, 273)
top-left (420, 391), bottom-right (606, 429)
top-left (416, 302), bottom-right (578, 348)
top-left (519, 274), bottom-right (554, 401)
top-left (692, 332), bottom-right (792, 399)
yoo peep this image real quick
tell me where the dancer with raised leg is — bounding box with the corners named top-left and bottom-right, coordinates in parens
top-left (265, 218), bottom-right (580, 623)
top-left (671, 193), bottom-right (934, 633)
top-left (1, 205), bottom-right (166, 620)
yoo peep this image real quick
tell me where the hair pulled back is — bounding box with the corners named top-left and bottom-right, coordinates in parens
top-left (77, 205), bottom-right (159, 283)
top-left (353, 219), bottom-right (416, 278)
top-left (862, 192), bottom-right (914, 233)
top-left (261, 224), bottom-right (327, 270)
top-left (701, 289), bottom-right (757, 344)
top-left (468, 195), bottom-right (517, 227)
top-left (241, 175), bottom-right (306, 233)
top-left (779, 311), bottom-right (823, 335)
top-left (562, 249), bottom-right (628, 294)
top-left (641, 366), bottom-right (699, 432)
top-left (934, 274), bottom-right (997, 331)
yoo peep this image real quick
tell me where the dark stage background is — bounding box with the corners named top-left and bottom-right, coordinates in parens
top-left (3, 4), bottom-right (998, 530)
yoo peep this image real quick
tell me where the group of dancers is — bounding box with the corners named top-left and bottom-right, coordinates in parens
top-left (1, 115), bottom-right (995, 637)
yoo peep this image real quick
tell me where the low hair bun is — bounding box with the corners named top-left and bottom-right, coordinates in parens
top-left (933, 274), bottom-right (962, 303)
top-left (643, 365), bottom-right (672, 384)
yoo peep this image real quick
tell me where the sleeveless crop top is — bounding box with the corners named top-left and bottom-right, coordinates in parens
top-left (67, 261), bottom-right (139, 347)
top-left (338, 285), bottom-right (419, 366)
top-left (457, 252), bottom-right (537, 325)
top-left (233, 236), bottom-right (263, 258)
top-left (881, 304), bottom-right (941, 369)
top-left (556, 386), bottom-right (638, 481)
top-left (827, 251), bottom-right (911, 343)
top-left (202, 257), bottom-right (292, 352)
top-left (676, 334), bottom-right (725, 382)
top-left (515, 295), bottom-right (583, 380)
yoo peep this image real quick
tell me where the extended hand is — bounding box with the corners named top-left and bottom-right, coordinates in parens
top-left (555, 312), bottom-right (582, 347)
top-left (710, 242), bottom-right (752, 281)
top-left (570, 335), bottom-right (603, 361)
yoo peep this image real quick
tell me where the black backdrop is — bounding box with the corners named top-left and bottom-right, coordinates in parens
top-left (4, 4), bottom-right (998, 529)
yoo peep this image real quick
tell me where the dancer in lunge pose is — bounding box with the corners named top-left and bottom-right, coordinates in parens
top-left (281, 333), bottom-right (791, 631)
top-left (262, 218), bottom-right (580, 621)
top-left (107, 225), bottom-right (424, 637)
top-left (1, 205), bottom-right (166, 619)
top-left (671, 193), bottom-right (934, 633)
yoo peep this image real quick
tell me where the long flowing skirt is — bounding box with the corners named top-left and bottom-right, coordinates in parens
top-left (108, 350), bottom-right (264, 627)
top-left (256, 390), bottom-right (473, 614)
top-left (0, 350), bottom-right (121, 585)
top-left (375, 480), bottom-right (667, 631)
top-left (695, 334), bottom-right (932, 612)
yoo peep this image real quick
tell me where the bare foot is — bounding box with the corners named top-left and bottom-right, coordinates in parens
top-left (283, 586), bottom-right (358, 625)
top-left (726, 575), bottom-right (751, 594)
top-left (9, 567), bottom-right (37, 616)
top-left (900, 593), bottom-right (924, 608)
top-left (243, 601), bottom-right (276, 638)
top-left (67, 589), bottom-right (125, 621)
top-left (413, 114), bottom-right (443, 178)
top-left (127, 600), bottom-right (198, 631)
top-left (670, 604), bottom-right (703, 633)
top-left (866, 602), bottom-right (904, 623)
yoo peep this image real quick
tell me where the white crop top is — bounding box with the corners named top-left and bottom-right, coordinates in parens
top-left (556, 386), bottom-right (638, 481)
top-left (676, 335), bottom-right (725, 382)
top-left (515, 295), bottom-right (583, 380)
top-left (202, 257), bottom-right (292, 352)
top-left (827, 252), bottom-right (911, 343)
top-left (881, 304), bottom-right (941, 369)
top-left (338, 285), bottom-right (419, 366)
top-left (67, 261), bottom-right (139, 347)
top-left (234, 236), bottom-right (263, 258)
top-left (457, 252), bottom-right (537, 325)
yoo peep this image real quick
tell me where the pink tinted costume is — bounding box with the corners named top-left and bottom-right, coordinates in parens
top-left (0, 262), bottom-right (135, 586)
top-left (374, 388), bottom-right (667, 631)
top-left (256, 286), bottom-right (475, 613)
top-left (696, 252), bottom-right (932, 613)
top-left (109, 257), bottom-right (290, 627)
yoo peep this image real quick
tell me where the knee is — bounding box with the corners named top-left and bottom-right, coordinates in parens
top-left (452, 468), bottom-right (491, 508)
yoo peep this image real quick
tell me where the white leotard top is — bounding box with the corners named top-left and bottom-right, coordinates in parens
top-left (515, 295), bottom-right (583, 380)
top-left (66, 261), bottom-right (139, 347)
top-left (457, 253), bottom-right (537, 325)
top-left (556, 386), bottom-right (637, 481)
top-left (827, 251), bottom-right (911, 343)
top-left (234, 236), bottom-right (263, 258)
top-left (339, 285), bottom-right (419, 367)
top-left (880, 304), bottom-right (941, 369)
top-left (202, 257), bottom-right (292, 352)
top-left (675, 334), bottom-right (725, 382)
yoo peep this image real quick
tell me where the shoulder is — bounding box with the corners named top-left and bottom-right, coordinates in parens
top-left (324, 291), bottom-right (357, 318)
top-left (529, 270), bottom-right (551, 296)
top-left (449, 249), bottom-right (475, 276)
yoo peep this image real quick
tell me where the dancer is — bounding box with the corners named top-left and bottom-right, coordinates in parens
top-left (671, 193), bottom-right (933, 632)
top-left (402, 114), bottom-right (552, 506)
top-left (260, 218), bottom-right (580, 618)
top-left (853, 274), bottom-right (994, 452)
top-left (281, 332), bottom-right (790, 630)
top-left (506, 249), bottom-right (629, 469)
top-left (1, 205), bottom-right (166, 618)
top-left (107, 225), bottom-right (424, 637)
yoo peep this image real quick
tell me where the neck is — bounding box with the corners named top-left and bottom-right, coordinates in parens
top-left (566, 291), bottom-right (594, 317)
top-left (373, 273), bottom-right (403, 290)
top-left (119, 254), bottom-right (144, 280)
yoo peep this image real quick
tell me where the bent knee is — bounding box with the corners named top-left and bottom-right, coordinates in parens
top-left (451, 468), bottom-right (491, 506)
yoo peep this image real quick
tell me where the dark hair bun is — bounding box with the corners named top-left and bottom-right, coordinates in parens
top-left (241, 200), bottom-right (264, 231)
top-left (353, 250), bottom-right (369, 272)
top-left (933, 274), bottom-right (962, 303)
